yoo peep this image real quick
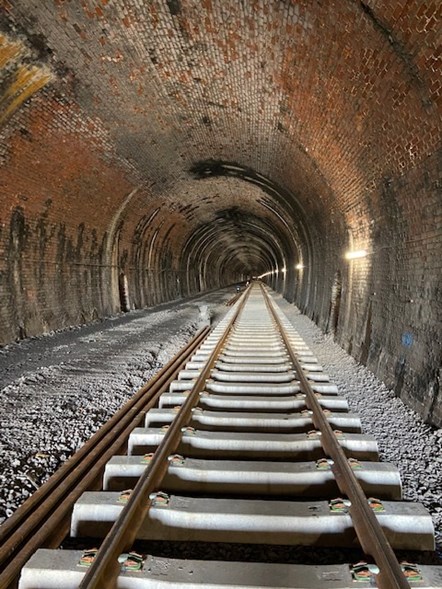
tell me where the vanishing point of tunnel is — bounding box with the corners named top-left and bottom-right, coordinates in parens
top-left (0, 1), bottom-right (440, 425)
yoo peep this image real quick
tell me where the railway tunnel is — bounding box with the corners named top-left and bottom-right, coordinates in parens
top-left (0, 0), bottom-right (440, 431)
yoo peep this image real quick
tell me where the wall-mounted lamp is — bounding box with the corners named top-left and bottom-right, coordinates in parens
top-left (345, 249), bottom-right (367, 260)
top-left (282, 267), bottom-right (287, 274)
top-left (295, 263), bottom-right (304, 270)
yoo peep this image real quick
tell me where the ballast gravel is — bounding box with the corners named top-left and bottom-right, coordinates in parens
top-left (0, 289), bottom-right (232, 524)
top-left (0, 288), bottom-right (441, 567)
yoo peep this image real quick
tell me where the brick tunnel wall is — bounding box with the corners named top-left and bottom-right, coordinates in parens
top-left (0, 73), bottom-right (201, 339)
top-left (363, 152), bottom-right (440, 425)
top-left (279, 149), bottom-right (441, 426)
top-left (296, 149), bottom-right (441, 427)
top-left (0, 1), bottom-right (440, 426)
top-left (0, 87), bottom-right (136, 340)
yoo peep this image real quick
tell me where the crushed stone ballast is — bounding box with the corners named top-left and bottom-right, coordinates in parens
top-left (4, 283), bottom-right (440, 589)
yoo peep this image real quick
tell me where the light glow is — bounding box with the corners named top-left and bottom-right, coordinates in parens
top-left (345, 249), bottom-right (367, 260)
top-left (295, 263), bottom-right (304, 270)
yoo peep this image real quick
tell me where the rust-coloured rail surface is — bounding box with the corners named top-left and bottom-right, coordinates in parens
top-left (77, 286), bottom-right (250, 588)
top-left (261, 284), bottom-right (410, 589)
top-left (0, 326), bottom-right (210, 589)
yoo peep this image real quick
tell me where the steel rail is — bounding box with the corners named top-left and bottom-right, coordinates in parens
top-left (78, 287), bottom-right (251, 589)
top-left (260, 284), bottom-right (410, 589)
top-left (226, 291), bottom-right (242, 306)
top-left (0, 326), bottom-right (210, 589)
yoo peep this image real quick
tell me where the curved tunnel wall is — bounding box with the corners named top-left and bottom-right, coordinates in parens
top-left (0, 2), bottom-right (440, 426)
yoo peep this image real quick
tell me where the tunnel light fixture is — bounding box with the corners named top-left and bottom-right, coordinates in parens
top-left (295, 263), bottom-right (304, 270)
top-left (282, 267), bottom-right (287, 274)
top-left (345, 249), bottom-right (368, 260)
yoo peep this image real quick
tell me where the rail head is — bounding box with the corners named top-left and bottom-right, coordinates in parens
top-left (0, 327), bottom-right (211, 589)
top-left (77, 286), bottom-right (252, 589)
top-left (259, 283), bottom-right (411, 589)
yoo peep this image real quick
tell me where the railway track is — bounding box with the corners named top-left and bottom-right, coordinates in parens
top-left (1, 283), bottom-right (441, 588)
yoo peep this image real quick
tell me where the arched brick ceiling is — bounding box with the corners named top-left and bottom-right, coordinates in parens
top-left (0, 0), bottom-right (440, 365)
top-left (4, 0), bottom-right (439, 270)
